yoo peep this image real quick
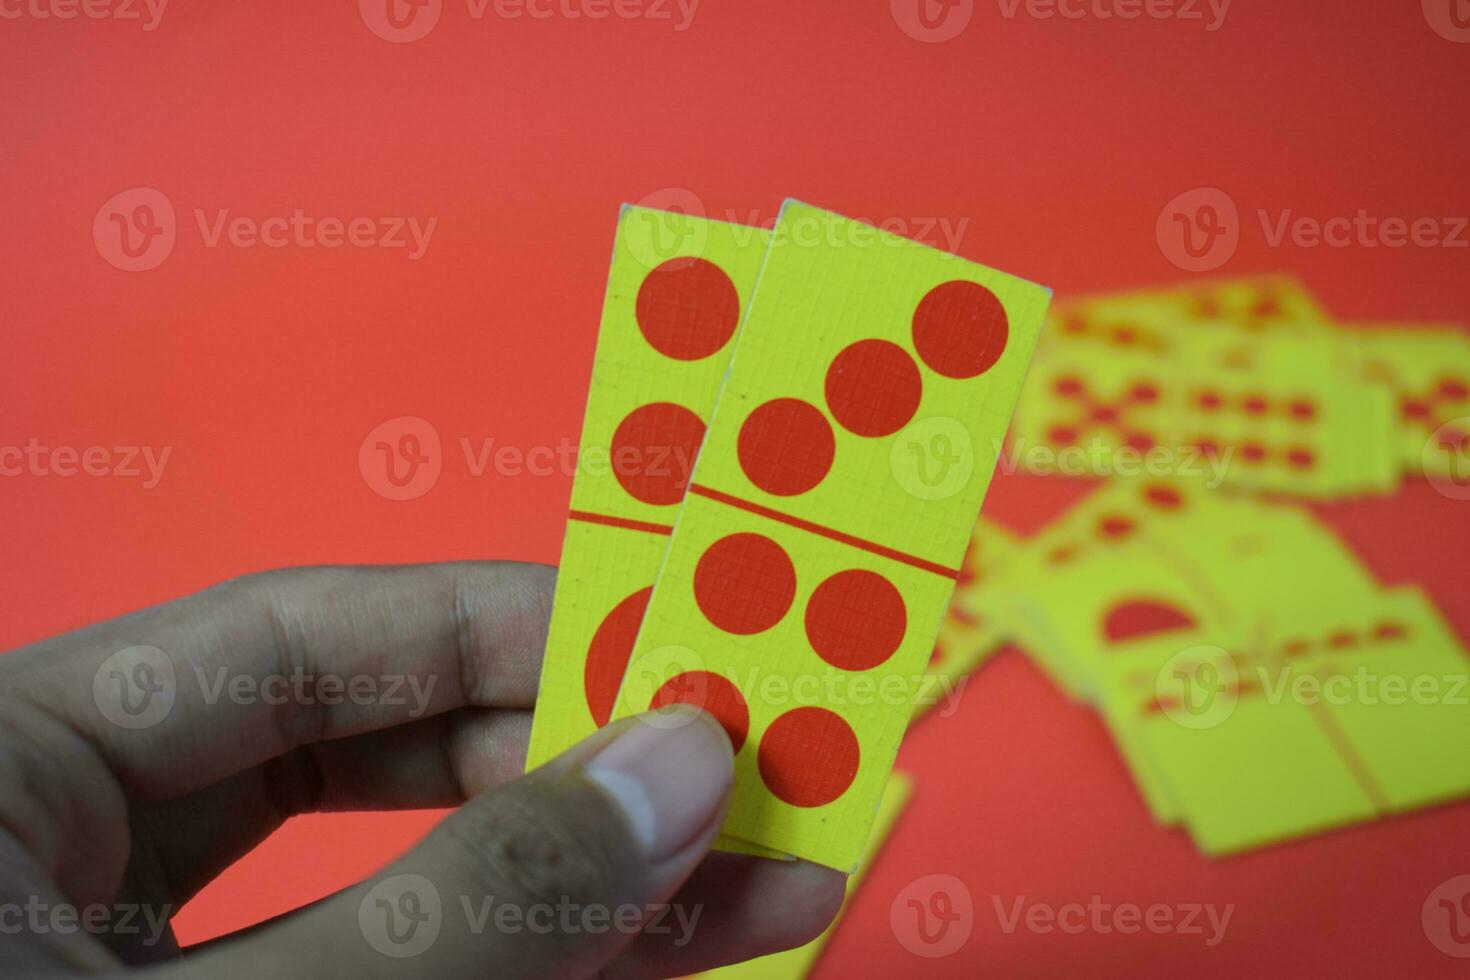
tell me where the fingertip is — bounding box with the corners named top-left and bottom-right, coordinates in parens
top-left (762, 860), bottom-right (849, 951)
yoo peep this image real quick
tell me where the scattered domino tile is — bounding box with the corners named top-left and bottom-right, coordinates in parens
top-left (1111, 587), bottom-right (1470, 856)
top-left (1010, 327), bottom-right (1399, 499)
top-left (1045, 274), bottom-right (1329, 354)
top-left (912, 516), bottom-right (1022, 720)
top-left (1345, 325), bottom-right (1470, 477)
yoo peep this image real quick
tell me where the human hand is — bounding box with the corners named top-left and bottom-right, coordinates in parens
top-left (0, 562), bottom-right (843, 978)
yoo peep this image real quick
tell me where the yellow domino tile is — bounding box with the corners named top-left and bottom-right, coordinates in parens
top-left (1171, 330), bottom-right (1397, 498)
top-left (1348, 325), bottom-right (1470, 478)
top-left (1007, 540), bottom-right (1232, 705)
top-left (1045, 273), bottom-right (1329, 353)
top-left (1274, 588), bottom-right (1470, 816)
top-left (1008, 345), bottom-right (1174, 485)
top-left (525, 208), bottom-right (770, 770)
top-left (982, 478), bottom-right (1252, 698)
top-left (1136, 660), bottom-right (1380, 857)
top-left (1011, 328), bottom-right (1397, 498)
top-left (613, 201), bottom-right (1050, 869)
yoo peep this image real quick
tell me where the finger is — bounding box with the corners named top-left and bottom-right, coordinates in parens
top-left (597, 853), bottom-right (846, 980)
top-left (177, 852), bottom-right (846, 978)
top-left (172, 709), bottom-right (749, 980)
top-left (128, 708), bottom-right (531, 909)
top-left (0, 833), bottom-right (121, 976)
top-left (4, 562), bottom-right (554, 800)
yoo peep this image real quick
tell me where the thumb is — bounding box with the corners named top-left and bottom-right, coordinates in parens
top-left (187, 707), bottom-right (735, 980)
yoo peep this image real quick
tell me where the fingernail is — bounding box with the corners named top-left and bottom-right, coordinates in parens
top-left (585, 707), bottom-right (734, 862)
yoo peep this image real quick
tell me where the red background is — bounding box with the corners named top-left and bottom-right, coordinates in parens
top-left (3, 1), bottom-right (1468, 975)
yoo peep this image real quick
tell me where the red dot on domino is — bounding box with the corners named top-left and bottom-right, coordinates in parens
top-left (611, 402), bottom-right (705, 506)
top-left (737, 398), bottom-right (835, 496)
top-left (635, 257), bottom-right (740, 361)
top-left (584, 587), bottom-right (652, 727)
top-left (805, 569), bottom-right (907, 672)
top-left (693, 532), bottom-right (797, 635)
top-left (825, 339), bottom-right (922, 437)
top-left (650, 670), bottom-right (750, 753)
top-left (911, 280), bottom-right (1009, 379)
top-left (758, 706), bottom-right (860, 808)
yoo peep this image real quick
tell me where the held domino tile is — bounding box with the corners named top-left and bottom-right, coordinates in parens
top-left (612, 201), bottom-right (1050, 870)
top-left (525, 208), bottom-right (770, 770)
